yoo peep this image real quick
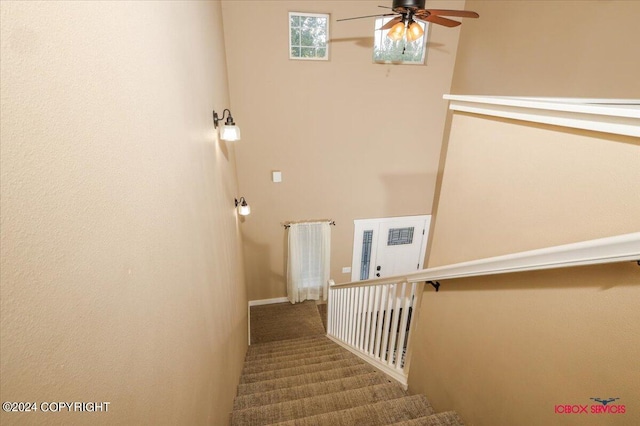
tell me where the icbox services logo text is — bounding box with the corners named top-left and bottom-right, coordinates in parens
top-left (554, 398), bottom-right (626, 415)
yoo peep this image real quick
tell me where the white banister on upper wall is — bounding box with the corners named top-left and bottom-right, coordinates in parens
top-left (326, 232), bottom-right (639, 388)
top-left (331, 232), bottom-right (640, 289)
top-left (443, 95), bottom-right (640, 138)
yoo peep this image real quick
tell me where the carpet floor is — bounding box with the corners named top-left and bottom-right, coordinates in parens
top-left (235, 300), bottom-right (465, 425)
top-left (317, 302), bottom-right (328, 330)
top-left (250, 300), bottom-right (325, 344)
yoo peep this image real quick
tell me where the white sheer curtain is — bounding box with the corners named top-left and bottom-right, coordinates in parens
top-left (286, 222), bottom-right (331, 304)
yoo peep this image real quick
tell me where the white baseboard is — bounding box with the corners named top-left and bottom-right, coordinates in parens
top-left (248, 297), bottom-right (289, 307)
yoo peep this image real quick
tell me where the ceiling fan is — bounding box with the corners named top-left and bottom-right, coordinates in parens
top-left (337, 0), bottom-right (479, 42)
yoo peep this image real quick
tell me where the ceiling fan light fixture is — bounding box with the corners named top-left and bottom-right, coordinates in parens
top-left (406, 21), bottom-right (424, 42)
top-left (387, 21), bottom-right (406, 41)
top-left (336, 1), bottom-right (479, 35)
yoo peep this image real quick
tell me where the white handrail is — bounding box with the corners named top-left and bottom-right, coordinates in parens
top-left (325, 232), bottom-right (639, 387)
top-left (332, 232), bottom-right (640, 290)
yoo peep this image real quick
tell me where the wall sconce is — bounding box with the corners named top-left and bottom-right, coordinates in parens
top-left (213, 109), bottom-right (241, 141)
top-left (235, 197), bottom-right (251, 216)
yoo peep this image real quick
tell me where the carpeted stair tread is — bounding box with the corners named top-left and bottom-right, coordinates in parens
top-left (238, 300), bottom-right (446, 426)
top-left (247, 337), bottom-right (333, 356)
top-left (233, 372), bottom-right (393, 410)
top-left (274, 394), bottom-right (435, 426)
top-left (242, 351), bottom-right (357, 375)
top-left (248, 335), bottom-right (330, 350)
top-left (230, 383), bottom-right (407, 425)
top-left (244, 345), bottom-right (346, 366)
top-left (240, 358), bottom-right (364, 384)
top-left (245, 338), bottom-right (334, 359)
top-left (388, 410), bottom-right (465, 425)
top-left (245, 344), bottom-right (338, 363)
top-left (247, 335), bottom-right (328, 348)
top-left (246, 340), bottom-right (337, 360)
top-left (236, 364), bottom-right (378, 396)
top-left (247, 335), bottom-right (328, 352)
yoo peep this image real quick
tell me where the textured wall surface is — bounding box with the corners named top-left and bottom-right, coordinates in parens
top-left (222, 0), bottom-right (464, 300)
top-left (410, 114), bottom-right (640, 426)
top-left (430, 115), bottom-right (640, 266)
top-left (450, 0), bottom-right (640, 97)
top-left (407, 1), bottom-right (640, 424)
top-left (1, 2), bottom-right (247, 424)
top-left (411, 263), bottom-right (640, 426)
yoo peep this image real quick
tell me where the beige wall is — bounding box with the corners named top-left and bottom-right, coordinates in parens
top-left (408, 1), bottom-right (640, 424)
top-left (430, 115), bottom-right (640, 265)
top-left (222, 0), bottom-right (464, 300)
top-left (411, 263), bottom-right (640, 426)
top-left (0, 2), bottom-right (246, 425)
top-left (451, 0), bottom-right (640, 97)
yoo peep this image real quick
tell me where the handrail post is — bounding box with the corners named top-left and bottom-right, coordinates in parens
top-left (326, 279), bottom-right (334, 336)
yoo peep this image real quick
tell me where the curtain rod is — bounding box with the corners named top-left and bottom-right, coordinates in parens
top-left (283, 220), bottom-right (336, 229)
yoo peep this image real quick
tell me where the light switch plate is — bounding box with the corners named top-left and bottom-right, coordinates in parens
top-left (342, 267), bottom-right (351, 274)
top-left (272, 171), bottom-right (282, 183)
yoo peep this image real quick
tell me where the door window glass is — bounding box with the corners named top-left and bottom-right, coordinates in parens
top-left (360, 230), bottom-right (374, 280)
top-left (387, 227), bottom-right (414, 246)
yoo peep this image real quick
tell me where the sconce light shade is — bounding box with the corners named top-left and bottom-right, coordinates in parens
top-left (235, 197), bottom-right (251, 216)
top-left (220, 124), bottom-right (241, 142)
top-left (213, 109), bottom-right (241, 141)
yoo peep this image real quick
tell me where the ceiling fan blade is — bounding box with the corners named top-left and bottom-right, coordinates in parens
top-left (337, 13), bottom-right (398, 22)
top-left (377, 5), bottom-right (393, 9)
top-left (379, 16), bottom-right (404, 30)
top-left (424, 9), bottom-right (479, 18)
top-left (418, 15), bottom-right (462, 27)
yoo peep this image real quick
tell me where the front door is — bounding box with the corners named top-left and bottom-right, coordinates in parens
top-left (351, 215), bottom-right (431, 281)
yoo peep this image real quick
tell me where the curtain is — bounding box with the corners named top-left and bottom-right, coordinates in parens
top-left (286, 222), bottom-right (331, 304)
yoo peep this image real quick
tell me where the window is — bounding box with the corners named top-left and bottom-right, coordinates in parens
top-left (289, 12), bottom-right (329, 60)
top-left (360, 230), bottom-right (374, 280)
top-left (373, 17), bottom-right (428, 64)
top-left (387, 227), bottom-right (415, 246)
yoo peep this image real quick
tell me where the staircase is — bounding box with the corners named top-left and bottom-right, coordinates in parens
top-left (230, 334), bottom-right (464, 425)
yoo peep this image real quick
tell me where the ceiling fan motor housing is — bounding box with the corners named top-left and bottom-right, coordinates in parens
top-left (392, 0), bottom-right (426, 11)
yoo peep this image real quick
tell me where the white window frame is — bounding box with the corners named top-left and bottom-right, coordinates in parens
top-left (289, 12), bottom-right (330, 61)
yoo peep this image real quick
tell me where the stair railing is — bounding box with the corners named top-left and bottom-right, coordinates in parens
top-left (326, 231), bottom-right (640, 387)
top-left (326, 278), bottom-right (424, 388)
